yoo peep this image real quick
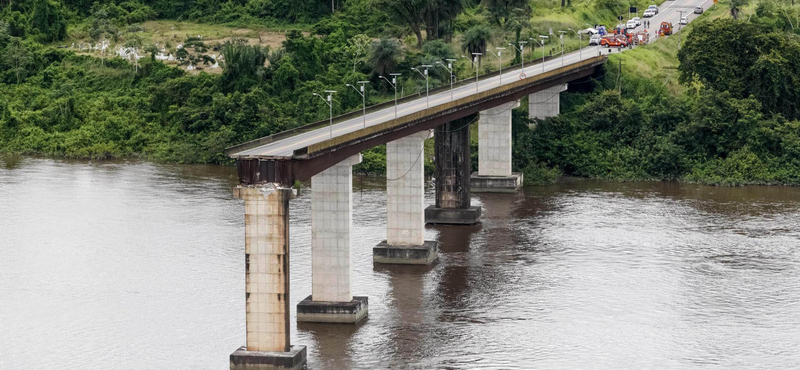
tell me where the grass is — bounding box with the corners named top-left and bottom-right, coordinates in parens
top-left (604, 0), bottom-right (731, 95)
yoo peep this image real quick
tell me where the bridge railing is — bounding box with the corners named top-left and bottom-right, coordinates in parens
top-left (225, 53), bottom-right (588, 157)
top-left (303, 56), bottom-right (606, 157)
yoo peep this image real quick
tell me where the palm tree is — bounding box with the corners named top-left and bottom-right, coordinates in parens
top-left (370, 38), bottom-right (404, 77)
top-left (730, 0), bottom-right (747, 19)
top-left (461, 25), bottom-right (491, 67)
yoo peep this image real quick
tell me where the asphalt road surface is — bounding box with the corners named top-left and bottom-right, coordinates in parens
top-left (232, 0), bottom-right (711, 158)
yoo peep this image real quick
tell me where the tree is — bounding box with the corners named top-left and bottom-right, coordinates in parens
top-left (461, 25), bottom-right (491, 66)
top-left (90, 8), bottom-right (118, 42)
top-left (424, 0), bottom-right (464, 42)
top-left (348, 34), bottom-right (371, 72)
top-left (220, 39), bottom-right (269, 93)
top-left (5, 38), bottom-right (30, 84)
top-left (380, 0), bottom-right (428, 48)
top-left (730, 0), bottom-right (747, 19)
top-left (369, 38), bottom-right (403, 77)
top-left (505, 7), bottom-right (530, 63)
top-left (483, 0), bottom-right (529, 27)
top-left (28, 0), bottom-right (67, 42)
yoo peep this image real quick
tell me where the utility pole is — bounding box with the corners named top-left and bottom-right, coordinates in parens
top-left (618, 60), bottom-right (622, 96)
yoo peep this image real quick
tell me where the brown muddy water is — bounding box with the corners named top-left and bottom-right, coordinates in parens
top-left (1, 156), bottom-right (799, 369)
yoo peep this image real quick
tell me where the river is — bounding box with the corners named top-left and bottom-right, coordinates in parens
top-left (1, 156), bottom-right (799, 369)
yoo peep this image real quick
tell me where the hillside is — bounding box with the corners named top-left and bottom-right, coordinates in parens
top-left (2, 0), bottom-right (800, 185)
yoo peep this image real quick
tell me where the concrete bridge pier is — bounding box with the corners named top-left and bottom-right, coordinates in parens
top-left (230, 186), bottom-right (307, 370)
top-left (425, 117), bottom-right (482, 225)
top-left (528, 84), bottom-right (568, 128)
top-left (374, 131), bottom-right (439, 264)
top-left (297, 154), bottom-right (368, 324)
top-left (471, 100), bottom-right (524, 193)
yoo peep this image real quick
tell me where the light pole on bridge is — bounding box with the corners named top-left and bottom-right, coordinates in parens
top-left (508, 41), bottom-right (527, 79)
top-left (435, 59), bottom-right (456, 101)
top-left (312, 90), bottom-right (337, 139)
top-left (487, 47), bottom-right (505, 85)
top-left (379, 73), bottom-right (402, 118)
top-left (558, 30), bottom-right (568, 67)
top-left (462, 53), bottom-right (482, 94)
top-left (532, 35), bottom-right (549, 74)
top-left (569, 28), bottom-right (582, 61)
top-left (346, 81), bottom-right (370, 128)
top-left (411, 65), bottom-right (433, 108)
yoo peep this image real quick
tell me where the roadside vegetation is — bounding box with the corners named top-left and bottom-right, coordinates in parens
top-left (1, 0), bottom-right (799, 186)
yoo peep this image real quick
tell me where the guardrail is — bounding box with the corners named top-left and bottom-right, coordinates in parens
top-left (224, 53), bottom-right (574, 157)
top-left (305, 56), bottom-right (606, 156)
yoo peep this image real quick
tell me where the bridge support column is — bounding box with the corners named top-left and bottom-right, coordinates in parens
top-left (230, 186), bottom-right (307, 370)
top-left (471, 100), bottom-right (523, 193)
top-left (528, 84), bottom-right (568, 128)
top-left (297, 154), bottom-right (368, 324)
top-left (425, 116), bottom-right (482, 225)
top-left (374, 131), bottom-right (439, 265)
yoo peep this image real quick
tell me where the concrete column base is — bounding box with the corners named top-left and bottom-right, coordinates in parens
top-left (296, 295), bottom-right (368, 324)
top-left (425, 205), bottom-right (482, 225)
top-left (373, 240), bottom-right (439, 265)
top-left (470, 172), bottom-right (524, 193)
top-left (230, 346), bottom-right (307, 370)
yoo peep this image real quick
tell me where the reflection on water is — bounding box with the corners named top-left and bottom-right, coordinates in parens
top-left (2, 157), bottom-right (800, 369)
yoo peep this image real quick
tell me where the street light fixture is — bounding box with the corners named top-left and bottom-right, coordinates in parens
top-left (463, 53), bottom-right (482, 93)
top-left (538, 36), bottom-right (549, 73)
top-left (558, 31), bottom-right (568, 66)
top-left (509, 41), bottom-right (528, 78)
top-left (312, 90), bottom-right (337, 139)
top-left (435, 59), bottom-right (456, 101)
top-left (569, 28), bottom-right (582, 61)
top-left (346, 81), bottom-right (369, 128)
top-left (412, 65), bottom-right (433, 108)
top-left (379, 73), bottom-right (402, 118)
top-left (487, 47), bottom-right (506, 85)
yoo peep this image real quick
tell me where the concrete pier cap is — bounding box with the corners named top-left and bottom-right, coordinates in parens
top-left (298, 153), bottom-right (369, 324)
top-left (231, 184), bottom-right (307, 370)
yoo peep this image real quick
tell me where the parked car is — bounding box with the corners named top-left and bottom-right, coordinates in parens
top-left (626, 20), bottom-right (637, 29)
top-left (643, 9), bottom-right (656, 18)
top-left (632, 17), bottom-right (641, 26)
top-left (647, 5), bottom-right (659, 14)
top-left (680, 16), bottom-right (688, 25)
top-left (694, 6), bottom-right (704, 14)
top-left (589, 33), bottom-right (602, 45)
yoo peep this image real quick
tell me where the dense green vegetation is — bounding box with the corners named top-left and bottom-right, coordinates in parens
top-left (2, 0), bottom-right (800, 186)
top-left (514, 2), bottom-right (800, 185)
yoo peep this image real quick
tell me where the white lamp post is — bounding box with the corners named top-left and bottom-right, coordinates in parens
top-left (313, 90), bottom-right (337, 138)
top-left (379, 73), bottom-right (402, 118)
top-left (435, 59), bottom-right (456, 101)
top-left (346, 81), bottom-right (369, 128)
top-left (412, 65), bottom-right (433, 108)
top-left (488, 47), bottom-right (506, 85)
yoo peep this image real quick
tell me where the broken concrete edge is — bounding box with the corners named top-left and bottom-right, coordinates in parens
top-left (373, 240), bottom-right (439, 265)
top-left (234, 184), bottom-right (298, 200)
top-left (470, 172), bottom-right (524, 193)
top-left (230, 345), bottom-right (307, 370)
top-left (424, 206), bottom-right (482, 225)
top-left (296, 296), bottom-right (368, 324)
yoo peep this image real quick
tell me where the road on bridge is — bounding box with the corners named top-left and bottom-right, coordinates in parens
top-left (230, 0), bottom-right (710, 159)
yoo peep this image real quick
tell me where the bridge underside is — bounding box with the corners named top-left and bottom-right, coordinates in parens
top-left (234, 57), bottom-right (605, 186)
